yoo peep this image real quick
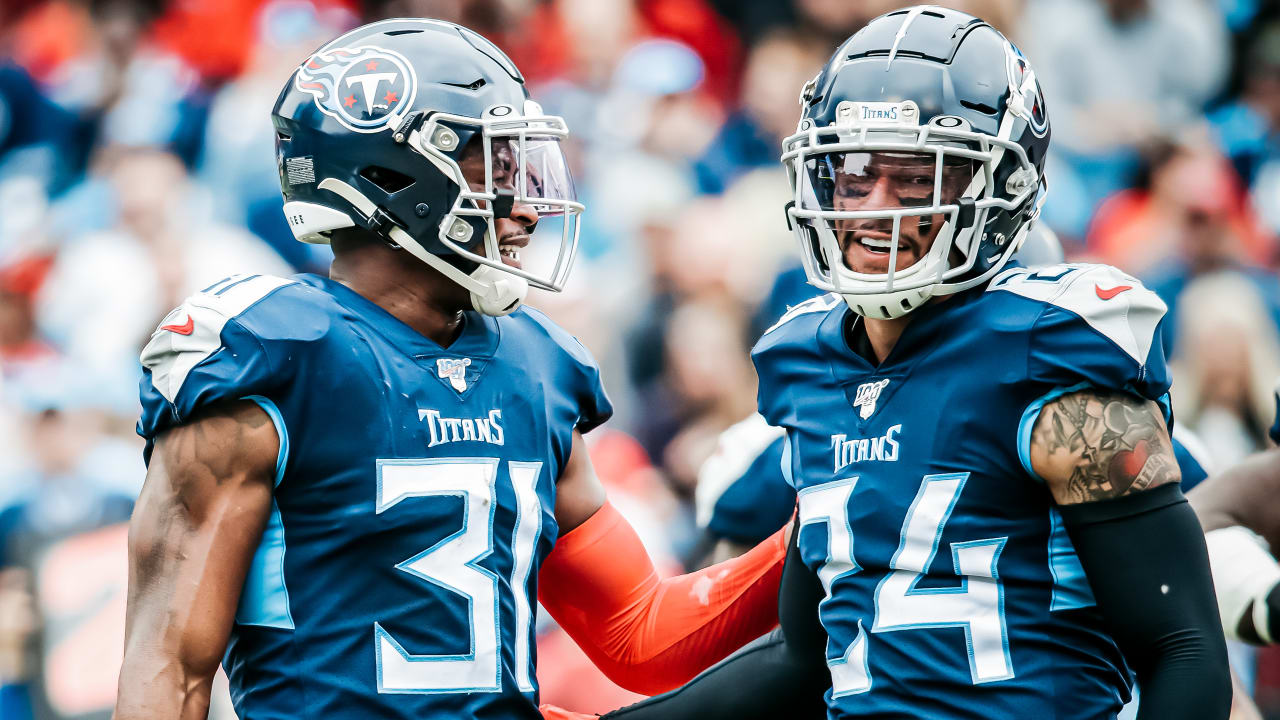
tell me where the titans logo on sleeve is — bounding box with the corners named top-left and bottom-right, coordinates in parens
top-left (138, 273), bottom-right (610, 719)
top-left (753, 264), bottom-right (1171, 719)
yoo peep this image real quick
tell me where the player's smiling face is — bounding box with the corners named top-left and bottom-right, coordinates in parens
top-left (830, 151), bottom-right (975, 275)
top-left (458, 135), bottom-right (538, 269)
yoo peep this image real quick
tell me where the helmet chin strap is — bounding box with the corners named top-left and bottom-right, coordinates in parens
top-left (319, 178), bottom-right (528, 316)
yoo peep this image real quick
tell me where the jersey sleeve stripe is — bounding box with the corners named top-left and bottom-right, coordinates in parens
top-left (1015, 381), bottom-right (1093, 483)
top-left (1047, 508), bottom-right (1095, 611)
top-left (234, 501), bottom-right (295, 629)
top-left (245, 395), bottom-right (290, 488)
top-left (234, 395), bottom-right (293, 629)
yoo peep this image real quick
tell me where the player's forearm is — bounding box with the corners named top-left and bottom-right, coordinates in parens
top-left (1062, 485), bottom-right (1232, 720)
top-left (114, 652), bottom-right (214, 720)
top-left (602, 629), bottom-right (826, 720)
top-left (116, 542), bottom-right (227, 720)
top-left (116, 407), bottom-right (275, 719)
top-left (539, 502), bottom-right (787, 694)
top-left (603, 535), bottom-right (829, 720)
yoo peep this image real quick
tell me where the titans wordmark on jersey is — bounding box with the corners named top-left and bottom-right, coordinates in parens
top-left (753, 263), bottom-right (1171, 719)
top-left (137, 273), bottom-right (611, 719)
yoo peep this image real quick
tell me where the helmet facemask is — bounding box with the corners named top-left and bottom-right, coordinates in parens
top-left (396, 100), bottom-right (583, 315)
top-left (783, 101), bottom-right (1043, 319)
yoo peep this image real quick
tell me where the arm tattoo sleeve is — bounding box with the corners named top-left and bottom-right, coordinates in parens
top-left (1031, 390), bottom-right (1180, 504)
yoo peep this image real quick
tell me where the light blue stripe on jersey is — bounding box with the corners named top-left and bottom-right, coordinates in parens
top-left (246, 394), bottom-right (290, 487)
top-left (1047, 508), bottom-right (1095, 611)
top-left (236, 395), bottom-right (294, 629)
top-left (1016, 382), bottom-right (1092, 483)
top-left (781, 431), bottom-right (795, 489)
top-left (1018, 384), bottom-right (1097, 611)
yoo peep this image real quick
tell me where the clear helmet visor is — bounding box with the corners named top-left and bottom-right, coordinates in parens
top-left (798, 150), bottom-right (979, 274)
top-left (801, 150), bottom-right (977, 212)
top-left (448, 127), bottom-right (583, 292)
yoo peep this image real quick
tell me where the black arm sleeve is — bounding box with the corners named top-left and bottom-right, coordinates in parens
top-left (1059, 483), bottom-right (1232, 720)
top-left (602, 519), bottom-right (830, 719)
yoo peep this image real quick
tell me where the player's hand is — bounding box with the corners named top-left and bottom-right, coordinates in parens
top-left (539, 703), bottom-right (599, 720)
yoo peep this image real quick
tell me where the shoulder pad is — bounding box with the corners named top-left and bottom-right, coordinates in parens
top-left (990, 263), bottom-right (1166, 364)
top-left (761, 292), bottom-right (843, 338)
top-left (141, 274), bottom-right (295, 402)
top-left (510, 306), bottom-right (595, 368)
top-left (503, 306), bottom-right (614, 433)
top-left (695, 414), bottom-right (786, 527)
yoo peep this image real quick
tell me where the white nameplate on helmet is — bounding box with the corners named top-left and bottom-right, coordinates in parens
top-left (834, 101), bottom-right (920, 127)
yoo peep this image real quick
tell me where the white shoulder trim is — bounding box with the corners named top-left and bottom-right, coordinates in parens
top-left (990, 263), bottom-right (1167, 364)
top-left (141, 275), bottom-right (295, 403)
top-left (762, 292), bottom-right (842, 337)
top-left (695, 413), bottom-right (786, 528)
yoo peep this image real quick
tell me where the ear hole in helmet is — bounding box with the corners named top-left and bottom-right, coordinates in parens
top-left (360, 165), bottom-right (415, 194)
top-left (960, 100), bottom-right (997, 115)
top-left (442, 78), bottom-right (487, 91)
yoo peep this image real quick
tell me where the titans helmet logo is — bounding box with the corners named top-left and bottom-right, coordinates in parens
top-left (295, 45), bottom-right (417, 133)
top-left (1003, 44), bottom-right (1048, 138)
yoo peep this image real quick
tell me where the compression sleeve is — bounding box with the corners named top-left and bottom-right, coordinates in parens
top-left (538, 502), bottom-right (787, 695)
top-left (601, 518), bottom-right (830, 719)
top-left (1059, 483), bottom-right (1232, 720)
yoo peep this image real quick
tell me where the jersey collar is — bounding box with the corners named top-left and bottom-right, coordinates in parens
top-left (304, 274), bottom-right (500, 359)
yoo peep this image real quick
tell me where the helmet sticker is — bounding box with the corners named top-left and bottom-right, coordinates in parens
top-left (295, 45), bottom-right (418, 133)
top-left (1003, 44), bottom-right (1048, 138)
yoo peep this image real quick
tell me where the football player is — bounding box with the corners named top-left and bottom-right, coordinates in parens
top-left (696, 228), bottom-right (1217, 564)
top-left (583, 7), bottom-right (1231, 719)
top-left (113, 20), bottom-right (789, 720)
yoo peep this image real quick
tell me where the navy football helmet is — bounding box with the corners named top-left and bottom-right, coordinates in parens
top-left (783, 5), bottom-right (1050, 319)
top-left (272, 19), bottom-right (582, 316)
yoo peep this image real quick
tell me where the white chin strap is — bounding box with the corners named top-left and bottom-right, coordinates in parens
top-left (841, 285), bottom-right (935, 320)
top-left (319, 178), bottom-right (528, 316)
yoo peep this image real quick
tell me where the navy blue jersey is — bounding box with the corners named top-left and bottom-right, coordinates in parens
top-left (698, 419), bottom-right (1210, 547)
top-left (137, 274), bottom-right (611, 719)
top-left (695, 414), bottom-right (789, 544)
top-left (753, 263), bottom-right (1171, 719)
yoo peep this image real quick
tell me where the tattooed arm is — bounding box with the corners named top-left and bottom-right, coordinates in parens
top-left (1029, 389), bottom-right (1180, 505)
top-left (115, 401), bottom-right (277, 720)
top-left (1030, 388), bottom-right (1231, 720)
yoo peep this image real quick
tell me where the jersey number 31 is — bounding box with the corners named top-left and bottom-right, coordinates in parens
top-left (374, 458), bottom-right (543, 694)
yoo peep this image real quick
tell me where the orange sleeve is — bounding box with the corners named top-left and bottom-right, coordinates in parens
top-left (538, 501), bottom-right (787, 695)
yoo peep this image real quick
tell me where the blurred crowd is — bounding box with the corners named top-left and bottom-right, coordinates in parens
top-left (0, 0), bottom-right (1277, 718)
